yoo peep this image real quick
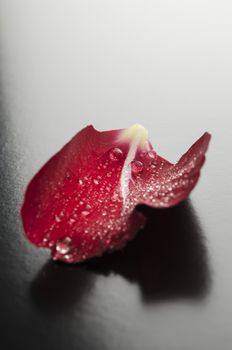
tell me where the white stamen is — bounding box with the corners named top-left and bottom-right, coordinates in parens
top-left (119, 124), bottom-right (149, 205)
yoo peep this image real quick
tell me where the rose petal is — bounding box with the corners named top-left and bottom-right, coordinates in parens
top-left (21, 125), bottom-right (211, 263)
top-left (128, 132), bottom-right (211, 208)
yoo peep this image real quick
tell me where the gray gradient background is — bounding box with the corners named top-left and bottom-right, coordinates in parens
top-left (0, 1), bottom-right (232, 350)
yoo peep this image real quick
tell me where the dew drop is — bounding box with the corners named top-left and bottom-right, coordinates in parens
top-left (93, 179), bottom-right (100, 185)
top-left (111, 193), bottom-right (119, 202)
top-left (146, 150), bottom-right (157, 159)
top-left (102, 210), bottom-right (107, 216)
top-left (109, 148), bottom-right (123, 161)
top-left (48, 240), bottom-right (55, 248)
top-left (151, 163), bottom-right (156, 169)
top-left (68, 218), bottom-right (76, 225)
top-left (55, 215), bottom-right (62, 223)
top-left (131, 160), bottom-right (144, 174)
top-left (63, 254), bottom-right (74, 262)
top-left (56, 237), bottom-right (72, 255)
top-left (78, 178), bottom-right (84, 186)
top-left (81, 210), bottom-right (91, 218)
top-left (42, 237), bottom-right (49, 244)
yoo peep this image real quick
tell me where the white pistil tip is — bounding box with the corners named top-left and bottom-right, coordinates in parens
top-left (119, 124), bottom-right (149, 205)
top-left (119, 123), bottom-right (149, 148)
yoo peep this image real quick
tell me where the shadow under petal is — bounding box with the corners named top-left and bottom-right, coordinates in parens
top-left (30, 200), bottom-right (211, 311)
top-left (30, 261), bottom-right (94, 314)
top-left (87, 200), bottom-right (211, 303)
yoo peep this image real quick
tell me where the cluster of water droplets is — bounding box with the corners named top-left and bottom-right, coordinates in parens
top-left (40, 142), bottom-right (201, 262)
top-left (40, 147), bottom-right (127, 261)
top-left (127, 146), bottom-right (200, 208)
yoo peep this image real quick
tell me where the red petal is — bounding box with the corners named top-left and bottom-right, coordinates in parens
top-left (21, 125), bottom-right (211, 263)
top-left (128, 132), bottom-right (211, 208)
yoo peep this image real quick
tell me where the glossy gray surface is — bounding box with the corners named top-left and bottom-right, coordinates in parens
top-left (0, 1), bottom-right (232, 349)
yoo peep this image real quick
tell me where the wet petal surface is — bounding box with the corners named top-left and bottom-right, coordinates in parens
top-left (21, 125), bottom-right (211, 263)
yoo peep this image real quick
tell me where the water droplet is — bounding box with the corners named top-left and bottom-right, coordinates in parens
top-left (131, 160), bottom-right (144, 174)
top-left (42, 237), bottom-right (49, 244)
top-left (68, 218), bottom-right (76, 225)
top-left (81, 210), bottom-right (91, 218)
top-left (111, 193), bottom-right (119, 202)
top-left (78, 178), bottom-right (84, 186)
top-left (102, 210), bottom-right (107, 216)
top-left (63, 254), bottom-right (73, 262)
top-left (109, 148), bottom-right (123, 161)
top-left (93, 179), bottom-right (100, 185)
top-left (146, 150), bottom-right (157, 159)
top-left (55, 215), bottom-right (62, 223)
top-left (48, 240), bottom-right (55, 248)
top-left (56, 237), bottom-right (72, 254)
